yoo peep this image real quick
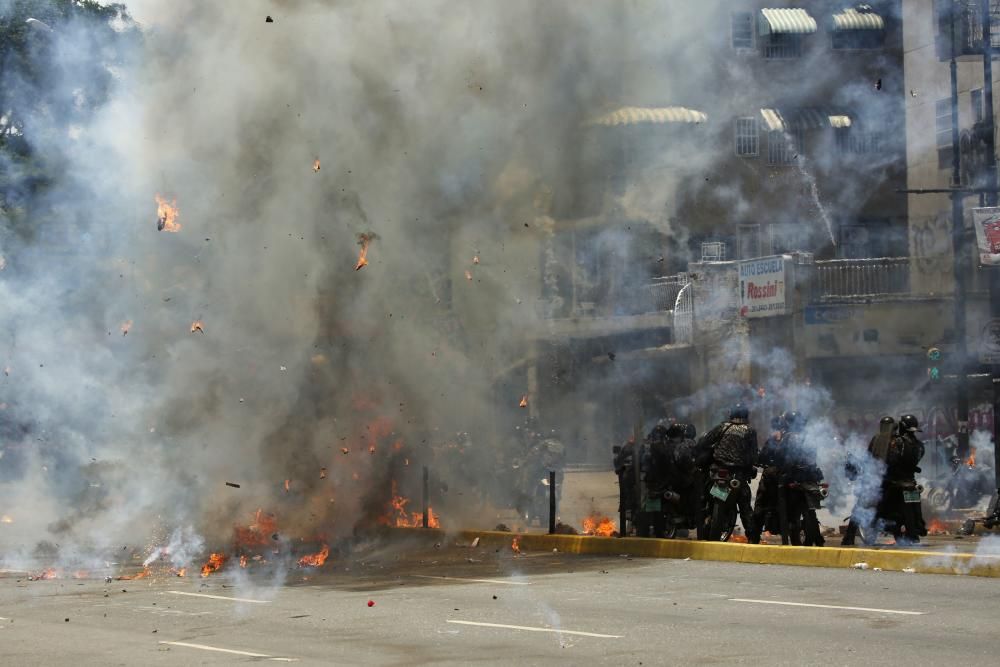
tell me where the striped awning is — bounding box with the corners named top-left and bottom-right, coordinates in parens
top-left (759, 8), bottom-right (818, 34)
top-left (588, 106), bottom-right (708, 127)
top-left (760, 108), bottom-right (852, 132)
top-left (832, 7), bottom-right (885, 31)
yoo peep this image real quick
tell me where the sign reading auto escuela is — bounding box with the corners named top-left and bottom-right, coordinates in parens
top-left (738, 255), bottom-right (788, 318)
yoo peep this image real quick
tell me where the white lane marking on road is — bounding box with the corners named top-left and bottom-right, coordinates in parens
top-left (166, 590), bottom-right (268, 604)
top-left (729, 598), bottom-right (924, 616)
top-left (414, 575), bottom-right (530, 586)
top-left (446, 620), bottom-right (622, 638)
top-left (159, 641), bottom-right (296, 661)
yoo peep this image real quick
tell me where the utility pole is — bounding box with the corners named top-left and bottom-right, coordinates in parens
top-left (951, 11), bottom-right (972, 461)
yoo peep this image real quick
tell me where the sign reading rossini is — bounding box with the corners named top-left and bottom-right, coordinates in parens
top-left (738, 255), bottom-right (788, 318)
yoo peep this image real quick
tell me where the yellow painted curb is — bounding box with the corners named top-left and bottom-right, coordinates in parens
top-left (391, 528), bottom-right (1000, 578)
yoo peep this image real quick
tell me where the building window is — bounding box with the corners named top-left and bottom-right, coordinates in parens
top-left (972, 88), bottom-right (985, 125)
top-left (732, 12), bottom-right (754, 49)
top-left (701, 241), bottom-right (727, 262)
top-left (738, 224), bottom-right (761, 260)
top-left (835, 128), bottom-right (883, 155)
top-left (735, 117), bottom-right (759, 157)
top-left (762, 33), bottom-right (801, 59)
top-left (832, 30), bottom-right (885, 50)
top-left (936, 97), bottom-right (954, 169)
top-left (767, 129), bottom-right (801, 166)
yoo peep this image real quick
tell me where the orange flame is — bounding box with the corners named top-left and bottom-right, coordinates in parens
top-left (171, 567), bottom-right (186, 577)
top-left (927, 519), bottom-right (949, 535)
top-left (297, 544), bottom-right (330, 568)
top-left (312, 158), bottom-right (321, 172)
top-left (200, 553), bottom-right (227, 577)
top-left (234, 509), bottom-right (277, 547)
top-left (519, 395), bottom-right (528, 408)
top-left (190, 321), bottom-right (204, 334)
top-left (341, 447), bottom-right (350, 455)
top-left (155, 194), bottom-right (181, 232)
top-left (966, 448), bottom-right (977, 467)
top-left (120, 320), bottom-right (133, 336)
top-left (284, 479), bottom-right (291, 493)
top-left (511, 537), bottom-right (521, 554)
top-left (117, 568), bottom-right (151, 581)
top-left (32, 568), bottom-right (59, 580)
top-left (239, 555), bottom-right (248, 569)
top-left (379, 481), bottom-right (441, 528)
top-left (355, 232), bottom-right (376, 271)
top-left (581, 514), bottom-right (617, 537)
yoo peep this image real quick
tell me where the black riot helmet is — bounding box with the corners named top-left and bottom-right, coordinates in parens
top-left (649, 424), bottom-right (670, 442)
top-left (729, 403), bottom-right (749, 423)
top-left (665, 423), bottom-right (685, 439)
top-left (771, 414), bottom-right (786, 431)
top-left (878, 416), bottom-right (895, 435)
top-left (899, 414), bottom-right (921, 433)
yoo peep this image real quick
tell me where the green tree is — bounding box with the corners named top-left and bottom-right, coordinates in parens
top-left (0, 0), bottom-right (139, 241)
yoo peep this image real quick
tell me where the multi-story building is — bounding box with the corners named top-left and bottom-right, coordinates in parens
top-left (452, 2), bottom-right (984, 463)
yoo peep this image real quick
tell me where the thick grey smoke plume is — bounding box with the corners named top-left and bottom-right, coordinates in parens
top-left (0, 0), bottom-right (742, 563)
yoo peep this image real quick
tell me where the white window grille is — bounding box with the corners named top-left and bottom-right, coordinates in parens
top-left (701, 241), bottom-right (727, 262)
top-left (738, 224), bottom-right (761, 260)
top-left (735, 117), bottom-right (758, 157)
top-left (762, 33), bottom-right (801, 58)
top-left (767, 128), bottom-right (801, 166)
top-left (732, 12), bottom-right (753, 49)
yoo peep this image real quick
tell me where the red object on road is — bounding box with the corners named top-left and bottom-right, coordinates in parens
top-left (367, 600), bottom-right (375, 607)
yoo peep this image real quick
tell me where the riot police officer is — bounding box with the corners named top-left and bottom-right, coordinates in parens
top-left (749, 414), bottom-right (786, 544)
top-left (698, 404), bottom-right (758, 540)
top-left (841, 416), bottom-right (894, 546)
top-left (880, 414), bottom-right (927, 543)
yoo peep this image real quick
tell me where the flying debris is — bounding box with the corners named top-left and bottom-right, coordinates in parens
top-left (320, 467), bottom-right (327, 479)
top-left (355, 232), bottom-right (378, 271)
top-left (472, 255), bottom-right (480, 265)
top-left (155, 195), bottom-right (180, 232)
top-left (265, 15), bottom-right (274, 23)
top-left (464, 270), bottom-right (473, 281)
top-left (225, 482), bottom-right (241, 488)
top-left (313, 158), bottom-right (321, 172)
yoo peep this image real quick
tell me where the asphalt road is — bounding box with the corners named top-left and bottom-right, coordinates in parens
top-left (2, 537), bottom-right (999, 666)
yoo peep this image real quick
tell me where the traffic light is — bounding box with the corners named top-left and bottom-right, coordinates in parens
top-left (927, 347), bottom-right (942, 381)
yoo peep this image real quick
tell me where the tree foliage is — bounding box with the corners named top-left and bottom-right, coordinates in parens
top-left (0, 0), bottom-right (139, 237)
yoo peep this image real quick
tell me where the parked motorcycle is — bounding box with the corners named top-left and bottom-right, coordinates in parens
top-left (701, 464), bottom-right (751, 541)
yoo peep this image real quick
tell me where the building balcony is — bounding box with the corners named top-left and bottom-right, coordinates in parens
top-left (812, 257), bottom-right (911, 302)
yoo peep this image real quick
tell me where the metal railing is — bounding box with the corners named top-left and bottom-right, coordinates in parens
top-left (813, 257), bottom-right (910, 299)
top-left (535, 275), bottom-right (689, 319)
top-left (639, 275), bottom-right (689, 313)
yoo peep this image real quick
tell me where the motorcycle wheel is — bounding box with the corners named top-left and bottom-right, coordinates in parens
top-left (708, 500), bottom-right (737, 541)
top-left (926, 487), bottom-right (951, 512)
top-left (961, 519), bottom-right (976, 536)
